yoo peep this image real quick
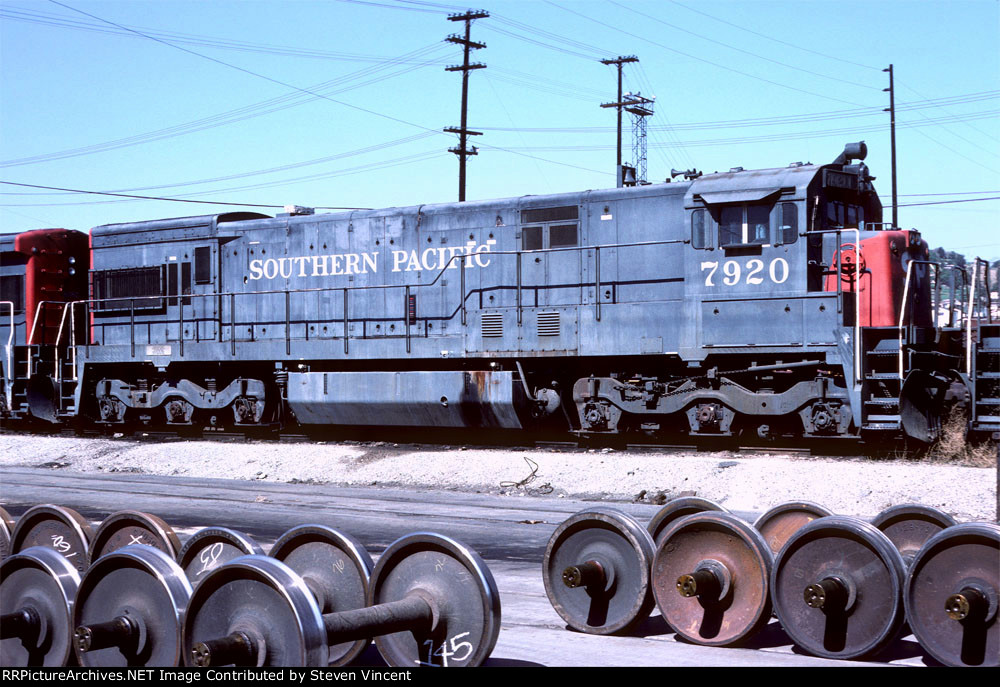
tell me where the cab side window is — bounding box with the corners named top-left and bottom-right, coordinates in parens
top-left (779, 203), bottom-right (798, 244)
top-left (520, 206), bottom-right (579, 250)
top-left (691, 209), bottom-right (709, 249)
top-left (716, 203), bottom-right (772, 246)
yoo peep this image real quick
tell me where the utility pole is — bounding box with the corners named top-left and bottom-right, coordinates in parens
top-left (445, 10), bottom-right (488, 202)
top-left (883, 64), bottom-right (897, 228)
top-left (600, 55), bottom-right (638, 187)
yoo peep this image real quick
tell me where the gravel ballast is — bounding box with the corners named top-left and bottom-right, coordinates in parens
top-left (1, 434), bottom-right (995, 522)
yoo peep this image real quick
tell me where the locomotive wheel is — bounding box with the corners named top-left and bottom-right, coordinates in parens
top-left (73, 545), bottom-right (192, 666)
top-left (771, 516), bottom-right (907, 660)
top-left (543, 508), bottom-right (656, 635)
top-left (183, 555), bottom-right (328, 667)
top-left (370, 533), bottom-right (501, 667)
top-left (754, 501), bottom-right (834, 555)
top-left (871, 503), bottom-right (957, 568)
top-left (9, 505), bottom-right (94, 575)
top-left (652, 511), bottom-right (773, 646)
top-left (646, 497), bottom-right (729, 548)
top-left (0, 547), bottom-right (80, 666)
top-left (0, 507), bottom-right (14, 562)
top-left (89, 510), bottom-right (182, 562)
top-left (269, 525), bottom-right (374, 666)
top-left (177, 527), bottom-right (263, 587)
top-left (904, 522), bottom-right (999, 667)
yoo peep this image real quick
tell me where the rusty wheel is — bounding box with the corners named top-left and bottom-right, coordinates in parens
top-left (652, 511), bottom-right (773, 646)
top-left (904, 522), bottom-right (999, 667)
top-left (771, 516), bottom-right (906, 659)
top-left (543, 508), bottom-right (655, 635)
top-left (754, 501), bottom-right (834, 555)
top-left (646, 497), bottom-right (728, 548)
top-left (871, 503), bottom-right (957, 568)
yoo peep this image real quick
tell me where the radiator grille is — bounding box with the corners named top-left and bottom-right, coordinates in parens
top-left (538, 311), bottom-right (560, 337)
top-left (481, 312), bottom-right (503, 338)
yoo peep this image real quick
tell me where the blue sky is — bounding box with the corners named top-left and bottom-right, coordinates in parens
top-left (1, 0), bottom-right (997, 259)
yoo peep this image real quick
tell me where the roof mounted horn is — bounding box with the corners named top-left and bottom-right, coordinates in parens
top-left (832, 141), bottom-right (867, 166)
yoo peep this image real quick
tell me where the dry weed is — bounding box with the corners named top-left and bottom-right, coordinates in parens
top-left (924, 409), bottom-right (998, 467)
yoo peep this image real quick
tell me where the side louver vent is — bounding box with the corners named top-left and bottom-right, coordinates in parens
top-left (538, 311), bottom-right (560, 337)
top-left (482, 312), bottom-right (503, 338)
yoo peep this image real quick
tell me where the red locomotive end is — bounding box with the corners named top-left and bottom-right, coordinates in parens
top-left (12, 228), bottom-right (90, 345)
top-left (824, 230), bottom-right (932, 327)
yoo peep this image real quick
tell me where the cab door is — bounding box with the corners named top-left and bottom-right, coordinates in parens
top-left (166, 245), bottom-right (218, 343)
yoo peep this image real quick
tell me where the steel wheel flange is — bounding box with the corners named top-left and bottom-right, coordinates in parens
top-left (73, 545), bottom-right (192, 666)
top-left (0, 546), bottom-right (80, 666)
top-left (183, 555), bottom-right (328, 667)
top-left (9, 505), bottom-right (93, 575)
top-left (177, 527), bottom-right (263, 587)
top-left (371, 532), bottom-right (501, 667)
top-left (647, 497), bottom-right (728, 548)
top-left (754, 501), bottom-right (834, 555)
top-left (270, 525), bottom-right (373, 666)
top-left (872, 503), bottom-right (957, 568)
top-left (652, 511), bottom-right (773, 646)
top-left (904, 522), bottom-right (999, 667)
top-left (543, 507), bottom-right (656, 635)
top-left (89, 510), bottom-right (181, 562)
top-left (771, 516), bottom-right (907, 660)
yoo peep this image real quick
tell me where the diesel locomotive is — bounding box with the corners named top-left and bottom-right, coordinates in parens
top-left (1, 143), bottom-right (996, 443)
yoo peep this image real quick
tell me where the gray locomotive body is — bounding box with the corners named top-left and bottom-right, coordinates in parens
top-left (12, 143), bottom-right (991, 441)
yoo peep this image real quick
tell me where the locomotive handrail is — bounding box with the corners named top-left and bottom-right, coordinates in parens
top-left (1, 300), bottom-right (12, 353)
top-left (973, 257), bottom-right (993, 323)
top-left (82, 238), bottom-right (690, 307)
top-left (26, 300), bottom-right (69, 380)
top-left (804, 228), bottom-right (861, 383)
top-left (52, 300), bottom-right (85, 383)
top-left (80, 237), bottom-right (690, 354)
top-left (1, 300), bottom-right (13, 409)
top-left (966, 258), bottom-right (994, 376)
top-left (933, 263), bottom-right (968, 329)
top-left (898, 260), bottom-right (939, 381)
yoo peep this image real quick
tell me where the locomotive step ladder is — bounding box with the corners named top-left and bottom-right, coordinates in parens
top-left (861, 328), bottom-right (903, 431)
top-left (971, 322), bottom-right (1000, 435)
top-left (57, 355), bottom-right (78, 418)
top-left (9, 344), bottom-right (32, 414)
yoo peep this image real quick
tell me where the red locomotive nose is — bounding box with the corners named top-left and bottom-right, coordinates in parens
top-left (824, 230), bottom-right (930, 328)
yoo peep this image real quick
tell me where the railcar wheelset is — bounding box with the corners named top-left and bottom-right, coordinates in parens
top-left (183, 531), bottom-right (500, 667)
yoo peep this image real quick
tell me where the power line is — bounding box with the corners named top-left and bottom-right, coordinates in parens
top-left (0, 133), bottom-right (440, 196)
top-left (36, 1), bottom-right (609, 185)
top-left (0, 42), bottom-right (449, 168)
top-left (667, 0), bottom-right (882, 71)
top-left (544, 0), bottom-right (872, 108)
top-left (492, 110), bottom-right (999, 152)
top-left (897, 196), bottom-right (1000, 207)
top-left (46, 1), bottom-right (450, 139)
top-left (610, 1), bottom-right (879, 91)
top-left (0, 180), bottom-right (292, 208)
top-left (0, 6), bottom-right (453, 62)
top-left (0, 150), bottom-right (445, 207)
